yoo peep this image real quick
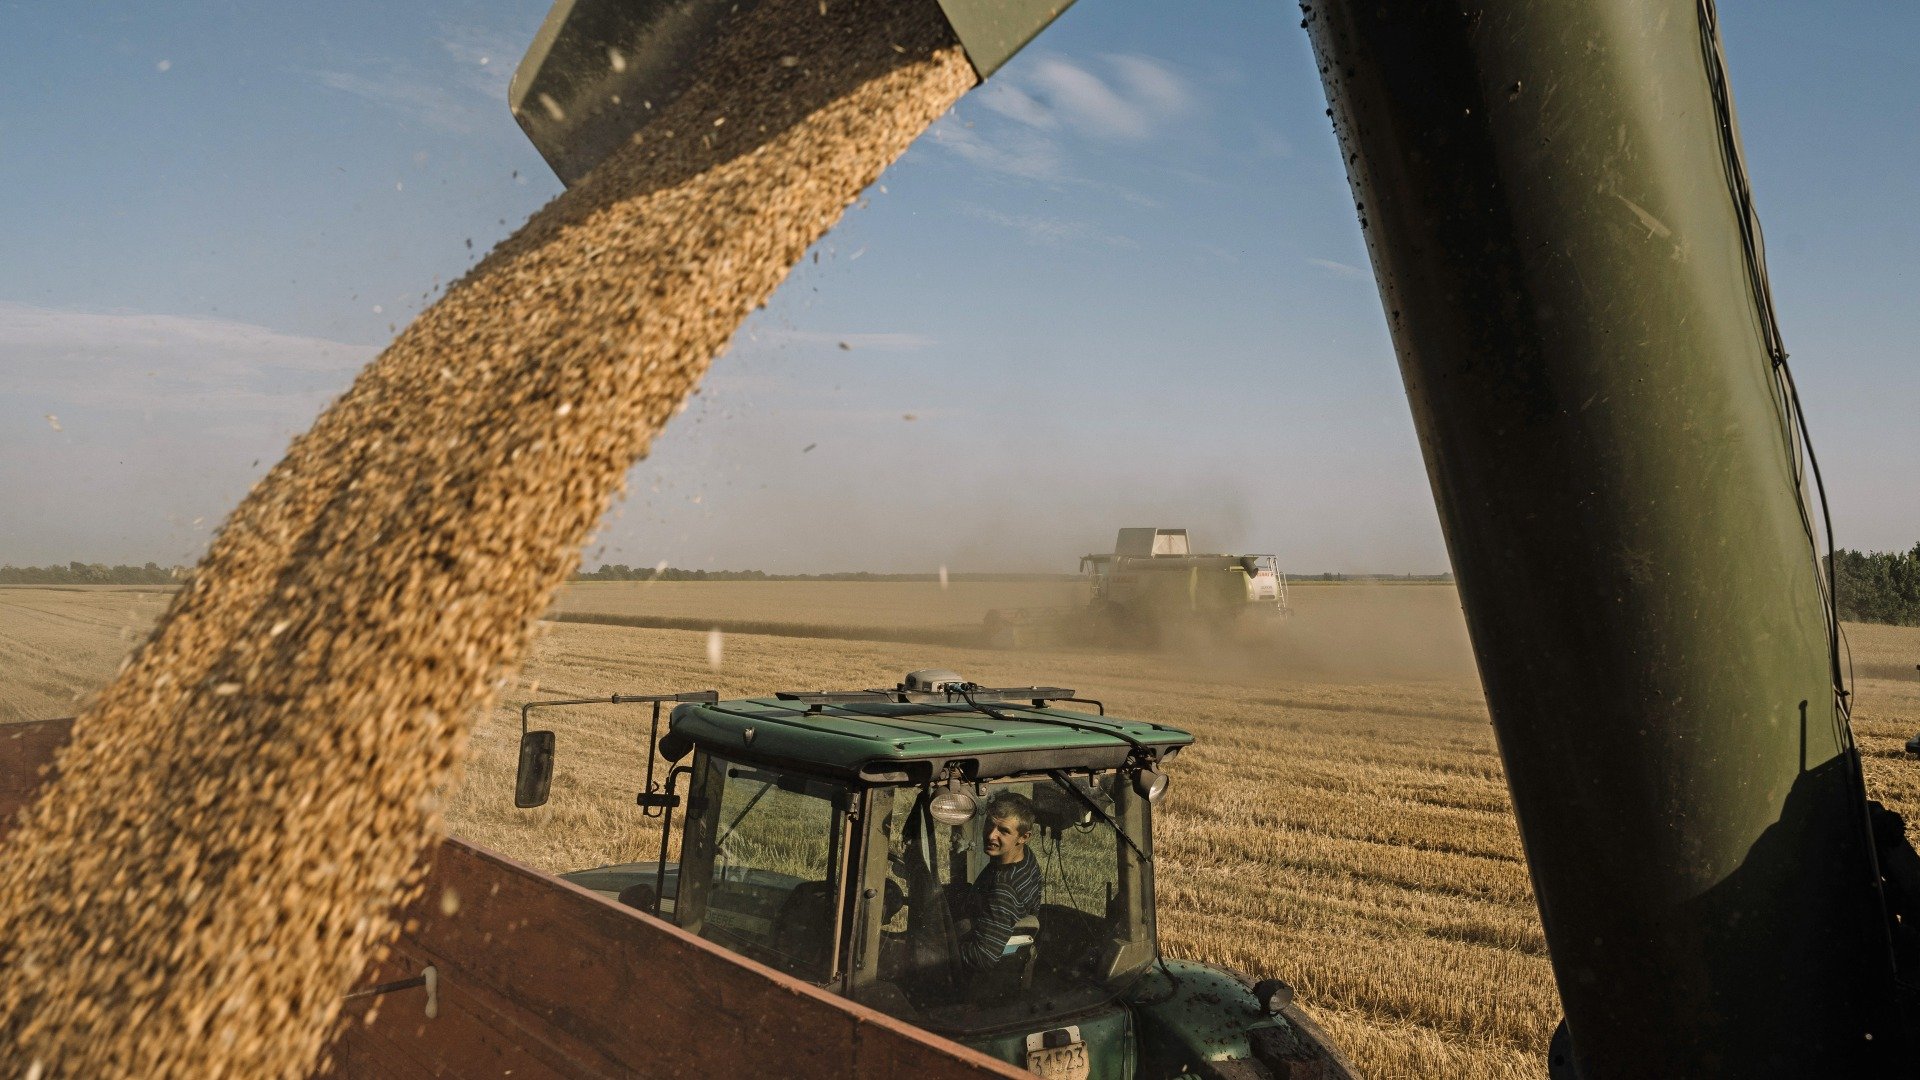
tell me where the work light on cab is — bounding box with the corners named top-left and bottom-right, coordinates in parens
top-left (929, 783), bottom-right (978, 826)
top-left (1132, 764), bottom-right (1169, 803)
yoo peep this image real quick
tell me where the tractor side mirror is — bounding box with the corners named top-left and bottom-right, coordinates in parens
top-left (658, 729), bottom-right (694, 762)
top-left (515, 729), bottom-right (556, 808)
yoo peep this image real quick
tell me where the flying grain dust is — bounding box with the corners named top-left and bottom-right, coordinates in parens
top-left (0, 2), bottom-right (975, 1076)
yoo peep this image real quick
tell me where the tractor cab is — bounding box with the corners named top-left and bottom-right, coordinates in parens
top-left (514, 670), bottom-right (1350, 1079)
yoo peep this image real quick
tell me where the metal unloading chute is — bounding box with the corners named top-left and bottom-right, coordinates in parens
top-left (509, 0), bottom-right (1076, 185)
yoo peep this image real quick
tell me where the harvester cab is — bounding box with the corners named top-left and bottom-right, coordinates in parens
top-left (513, 670), bottom-right (1351, 1079)
top-left (1081, 528), bottom-right (1291, 626)
top-left (989, 530), bottom-right (1292, 649)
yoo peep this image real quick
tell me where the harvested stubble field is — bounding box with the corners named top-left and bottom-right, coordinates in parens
top-left (552, 578), bottom-right (1087, 629)
top-left (0, 586), bottom-right (177, 723)
top-left (4, 581), bottom-right (1918, 1079)
top-left (546, 578), bottom-right (1086, 645)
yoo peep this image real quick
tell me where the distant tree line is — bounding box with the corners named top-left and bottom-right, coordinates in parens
top-left (576, 564), bottom-right (1456, 584)
top-left (573, 564), bottom-right (1074, 583)
top-left (1831, 544), bottom-right (1920, 627)
top-left (0, 561), bottom-right (187, 585)
top-left (576, 565), bottom-right (780, 581)
top-left (1307, 572), bottom-right (1454, 582)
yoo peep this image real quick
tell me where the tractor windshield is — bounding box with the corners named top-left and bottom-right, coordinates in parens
top-left (860, 770), bottom-right (1157, 1032)
top-left (683, 757), bottom-right (848, 983)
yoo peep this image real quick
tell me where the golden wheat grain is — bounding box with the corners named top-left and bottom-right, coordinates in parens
top-left (0, 2), bottom-right (975, 1074)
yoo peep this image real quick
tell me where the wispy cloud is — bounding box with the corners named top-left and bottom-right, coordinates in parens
top-left (1099, 55), bottom-right (1194, 129)
top-left (1252, 125), bottom-right (1295, 160)
top-left (748, 330), bottom-right (938, 351)
top-left (938, 53), bottom-right (1196, 183)
top-left (437, 26), bottom-right (518, 103)
top-left (1308, 258), bottom-right (1370, 280)
top-left (928, 120), bottom-right (1067, 182)
top-left (311, 25), bottom-right (523, 135)
top-left (0, 303), bottom-right (370, 419)
top-left (777, 405), bottom-right (957, 425)
top-left (314, 67), bottom-right (493, 134)
top-left (997, 54), bottom-right (1194, 141)
top-left (1190, 242), bottom-right (1242, 265)
top-left (975, 82), bottom-right (1056, 131)
top-left (958, 204), bottom-right (1137, 249)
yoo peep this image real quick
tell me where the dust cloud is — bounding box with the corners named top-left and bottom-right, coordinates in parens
top-left (1018, 581), bottom-right (1480, 685)
top-left (1240, 582), bottom-right (1476, 682)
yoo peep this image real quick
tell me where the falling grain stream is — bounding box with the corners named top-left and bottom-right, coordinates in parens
top-left (0, 2), bottom-right (976, 1075)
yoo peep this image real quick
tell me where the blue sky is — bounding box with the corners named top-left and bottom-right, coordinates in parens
top-left (3, 2), bottom-right (1915, 573)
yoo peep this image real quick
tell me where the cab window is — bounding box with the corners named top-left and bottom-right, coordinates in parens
top-left (865, 771), bottom-right (1151, 1030)
top-left (697, 758), bottom-right (846, 982)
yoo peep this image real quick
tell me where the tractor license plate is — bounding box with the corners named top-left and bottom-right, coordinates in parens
top-left (1024, 1040), bottom-right (1088, 1080)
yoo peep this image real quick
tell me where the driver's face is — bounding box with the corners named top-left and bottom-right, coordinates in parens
top-left (984, 814), bottom-right (1029, 863)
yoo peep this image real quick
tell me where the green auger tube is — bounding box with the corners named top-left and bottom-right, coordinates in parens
top-left (1304, 1), bottom-right (1909, 1075)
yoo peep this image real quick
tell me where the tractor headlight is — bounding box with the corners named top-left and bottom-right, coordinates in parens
top-left (929, 787), bottom-right (978, 825)
top-left (1253, 978), bottom-right (1294, 1015)
top-left (1133, 766), bottom-right (1169, 802)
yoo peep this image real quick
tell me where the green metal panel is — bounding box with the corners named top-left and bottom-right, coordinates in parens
top-left (1126, 961), bottom-right (1351, 1078)
top-left (932, 0), bottom-right (1077, 79)
top-left (1127, 961), bottom-right (1259, 1071)
top-left (669, 698), bottom-right (1192, 776)
top-left (1302, 1), bottom-right (1899, 1074)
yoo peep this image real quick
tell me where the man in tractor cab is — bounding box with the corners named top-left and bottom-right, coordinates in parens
top-left (953, 791), bottom-right (1044, 972)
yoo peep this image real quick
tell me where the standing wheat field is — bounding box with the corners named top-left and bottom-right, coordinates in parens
top-left (3, 582), bottom-right (1917, 1079)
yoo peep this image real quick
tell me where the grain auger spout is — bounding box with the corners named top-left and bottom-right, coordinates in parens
top-left (511, 0), bottom-right (1076, 186)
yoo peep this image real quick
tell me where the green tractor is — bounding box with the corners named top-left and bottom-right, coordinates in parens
top-left (513, 669), bottom-right (1352, 1079)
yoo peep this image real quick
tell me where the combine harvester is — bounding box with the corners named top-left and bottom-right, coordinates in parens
top-left (8, 0), bottom-right (1920, 1076)
top-left (986, 528), bottom-right (1290, 648)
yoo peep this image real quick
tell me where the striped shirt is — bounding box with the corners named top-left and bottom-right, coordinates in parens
top-left (960, 854), bottom-right (1044, 970)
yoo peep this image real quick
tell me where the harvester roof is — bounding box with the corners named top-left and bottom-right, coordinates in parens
top-left (668, 682), bottom-right (1192, 783)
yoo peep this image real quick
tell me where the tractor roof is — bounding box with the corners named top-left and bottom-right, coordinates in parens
top-left (668, 694), bottom-right (1193, 783)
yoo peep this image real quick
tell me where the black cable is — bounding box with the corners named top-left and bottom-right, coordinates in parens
top-left (1697, 0), bottom-right (1852, 733)
top-left (1046, 831), bottom-right (1085, 917)
top-left (1696, 1), bottom-right (1915, 994)
top-left (1044, 769), bottom-right (1151, 867)
top-left (953, 685), bottom-right (1155, 756)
